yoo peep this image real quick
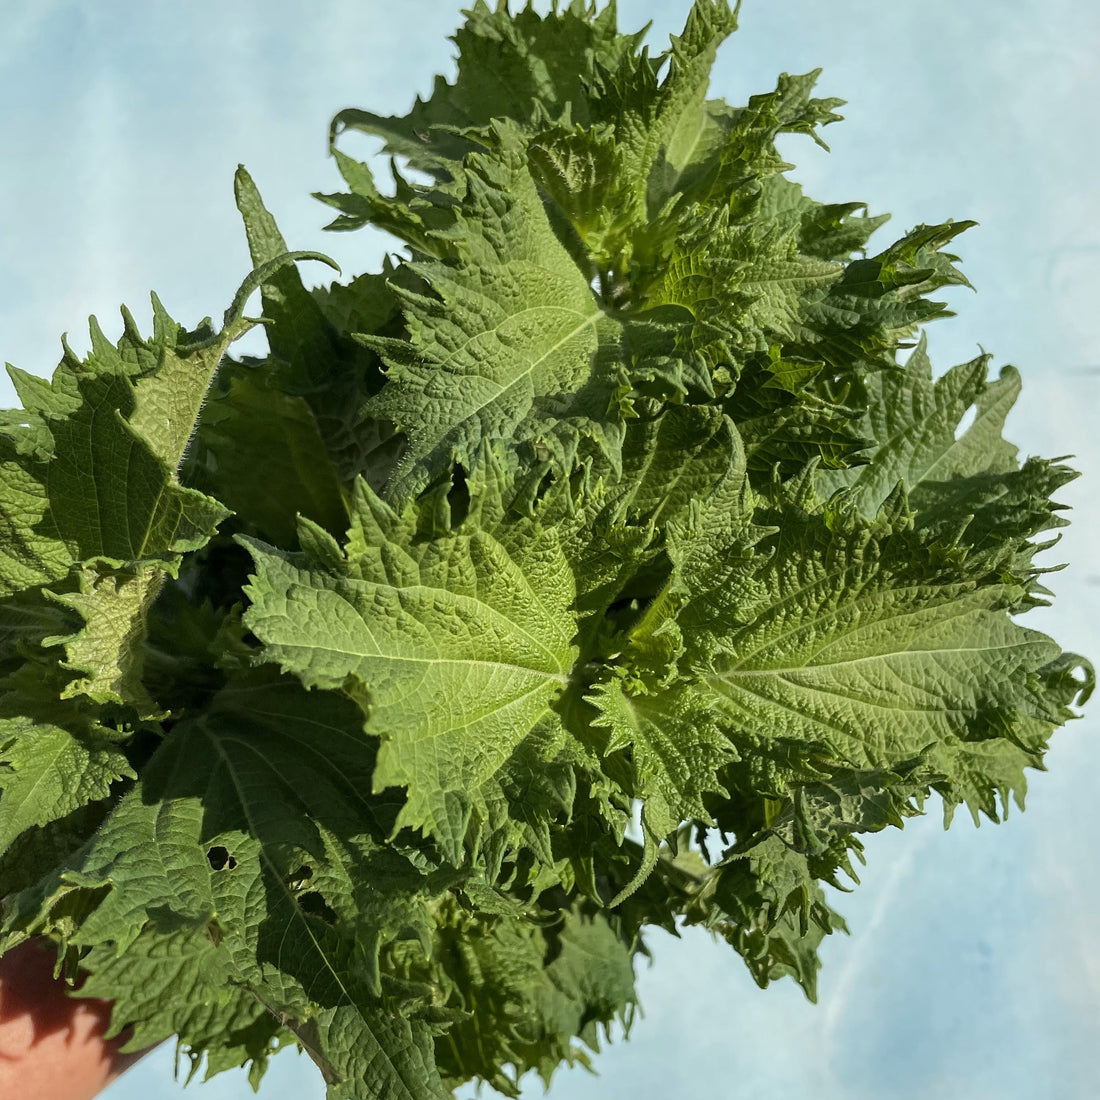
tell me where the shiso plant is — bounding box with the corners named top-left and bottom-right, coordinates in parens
top-left (0, 1), bottom-right (1092, 1097)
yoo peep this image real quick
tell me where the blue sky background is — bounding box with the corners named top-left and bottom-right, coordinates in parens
top-left (1, 2), bottom-right (1098, 1097)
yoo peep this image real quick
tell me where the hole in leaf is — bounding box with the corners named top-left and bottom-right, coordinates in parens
top-left (297, 891), bottom-right (338, 925)
top-left (447, 465), bottom-right (470, 528)
top-left (955, 404), bottom-right (977, 440)
top-left (533, 467), bottom-right (555, 505)
top-left (207, 846), bottom-right (237, 871)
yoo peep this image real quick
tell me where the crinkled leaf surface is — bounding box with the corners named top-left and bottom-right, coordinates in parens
top-left (0, 253), bottom-right (333, 713)
top-left (4, 671), bottom-right (451, 1100)
top-left (0, 661), bottom-right (134, 857)
top-left (241, 470), bottom-right (583, 870)
top-left (391, 902), bottom-right (636, 1098)
top-left (77, 924), bottom-right (289, 1085)
top-left (0, 311), bottom-right (230, 598)
top-left (323, 0), bottom-right (637, 182)
top-left (363, 122), bottom-right (627, 503)
top-left (0, 1), bottom-right (1091, 1095)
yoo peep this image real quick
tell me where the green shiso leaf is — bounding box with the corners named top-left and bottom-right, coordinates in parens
top-left (240, 460), bottom-right (589, 872)
top-left (0, 2), bottom-right (1091, 1097)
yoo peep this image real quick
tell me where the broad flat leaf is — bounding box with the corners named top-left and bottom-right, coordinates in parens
top-left (681, 488), bottom-right (1079, 823)
top-left (816, 335), bottom-right (1019, 513)
top-left (0, 802), bottom-right (104, 902)
top-left (364, 121), bottom-right (625, 503)
top-left (0, 723), bottom-right (128, 857)
top-left (241, 470), bottom-right (585, 869)
top-left (0, 333), bottom-right (230, 597)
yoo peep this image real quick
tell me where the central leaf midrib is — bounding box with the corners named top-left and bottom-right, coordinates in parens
top-left (715, 560), bottom-right (984, 675)
top-left (715, 638), bottom-right (1035, 680)
top-left (435, 304), bottom-right (603, 432)
top-left (311, 575), bottom-right (573, 680)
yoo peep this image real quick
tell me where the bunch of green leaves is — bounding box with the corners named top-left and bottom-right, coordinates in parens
top-left (0, 2), bottom-right (1091, 1097)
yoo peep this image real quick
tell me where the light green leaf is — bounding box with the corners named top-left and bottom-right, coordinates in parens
top-left (44, 564), bottom-right (166, 713)
top-left (686, 491), bottom-right (1077, 823)
top-left (816, 334), bottom-right (1019, 513)
top-left (0, 722), bottom-right (132, 859)
top-left (241, 472), bottom-right (583, 868)
top-left (364, 121), bottom-right (625, 502)
top-left (0, 352), bottom-right (229, 598)
top-left (588, 676), bottom-right (734, 841)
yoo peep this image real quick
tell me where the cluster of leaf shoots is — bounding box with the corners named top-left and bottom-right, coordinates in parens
top-left (0, 2), bottom-right (1091, 1098)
